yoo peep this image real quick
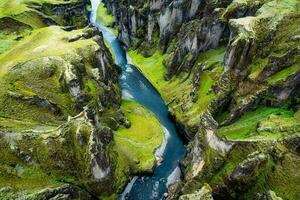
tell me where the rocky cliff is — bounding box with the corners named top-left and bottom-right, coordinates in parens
top-left (102, 0), bottom-right (300, 199)
top-left (0, 0), bottom-right (122, 198)
top-left (0, 0), bottom-right (165, 199)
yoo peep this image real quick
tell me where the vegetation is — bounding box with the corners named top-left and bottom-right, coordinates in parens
top-left (114, 100), bottom-right (163, 174)
top-left (97, 3), bottom-right (114, 27)
top-left (217, 106), bottom-right (297, 141)
top-left (0, 26), bottom-right (97, 125)
top-left (96, 2), bottom-right (118, 35)
top-left (1, 0), bottom-right (300, 199)
top-left (129, 47), bottom-right (225, 129)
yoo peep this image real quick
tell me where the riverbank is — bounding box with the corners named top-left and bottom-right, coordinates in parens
top-left (99, 0), bottom-right (300, 199)
top-left (93, 0), bottom-right (186, 198)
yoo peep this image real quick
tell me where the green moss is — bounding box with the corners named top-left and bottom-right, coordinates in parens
top-left (188, 72), bottom-right (215, 121)
top-left (244, 158), bottom-right (276, 199)
top-left (97, 3), bottom-right (114, 27)
top-left (0, 26), bottom-right (99, 124)
top-left (114, 100), bottom-right (163, 174)
top-left (128, 50), bottom-right (168, 93)
top-left (209, 142), bottom-right (300, 199)
top-left (112, 149), bottom-right (130, 193)
top-left (248, 58), bottom-right (268, 80)
top-left (0, 26), bottom-right (95, 75)
top-left (257, 0), bottom-right (299, 18)
top-left (0, 166), bottom-right (61, 191)
top-left (267, 64), bottom-right (300, 85)
top-left (0, 117), bottom-right (57, 132)
top-left (108, 99), bottom-right (163, 193)
top-left (0, 116), bottom-right (102, 197)
top-left (0, 32), bottom-right (21, 54)
top-left (195, 47), bottom-right (226, 66)
top-left (83, 79), bottom-right (98, 98)
top-left (266, 151), bottom-right (300, 200)
top-left (217, 106), bottom-right (295, 141)
top-left (129, 47), bottom-right (225, 130)
top-left (0, 0), bottom-right (84, 28)
top-left (96, 2), bottom-right (118, 36)
top-left (128, 48), bottom-right (224, 104)
top-left (0, 139), bottom-right (61, 193)
top-left (209, 144), bottom-right (259, 187)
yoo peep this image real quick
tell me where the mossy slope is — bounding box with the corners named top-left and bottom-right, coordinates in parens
top-left (115, 100), bottom-right (163, 174)
top-left (106, 0), bottom-right (300, 199)
top-left (0, 24), bottom-right (125, 198)
top-left (0, 0), bottom-right (88, 55)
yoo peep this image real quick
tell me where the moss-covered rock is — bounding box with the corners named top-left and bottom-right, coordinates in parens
top-left (0, 0), bottom-right (89, 55)
top-left (0, 24), bottom-right (126, 198)
top-left (179, 183), bottom-right (213, 200)
top-left (103, 0), bottom-right (300, 199)
top-left (111, 100), bottom-right (163, 193)
top-left (114, 100), bottom-right (163, 174)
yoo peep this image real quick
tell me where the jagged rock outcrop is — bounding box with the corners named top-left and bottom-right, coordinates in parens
top-left (255, 190), bottom-right (283, 200)
top-left (102, 0), bottom-right (300, 199)
top-left (227, 152), bottom-right (269, 192)
top-left (0, 184), bottom-right (94, 200)
top-left (179, 183), bottom-right (213, 200)
top-left (0, 0), bottom-right (90, 55)
top-left (163, 18), bottom-right (225, 80)
top-left (0, 24), bottom-right (125, 198)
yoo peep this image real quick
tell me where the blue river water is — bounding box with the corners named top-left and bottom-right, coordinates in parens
top-left (90, 1), bottom-right (186, 199)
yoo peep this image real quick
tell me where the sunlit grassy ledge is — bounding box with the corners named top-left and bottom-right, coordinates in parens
top-left (127, 48), bottom-right (225, 132)
top-left (114, 100), bottom-right (163, 174)
top-left (96, 2), bottom-right (118, 36)
top-left (127, 51), bottom-right (168, 100)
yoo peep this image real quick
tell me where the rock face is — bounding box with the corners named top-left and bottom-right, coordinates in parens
top-left (0, 184), bottom-right (93, 200)
top-left (103, 0), bottom-right (300, 199)
top-left (0, 0), bottom-right (89, 55)
top-left (179, 183), bottom-right (213, 200)
top-left (0, 24), bottom-right (125, 198)
top-left (0, 0), bottom-right (131, 198)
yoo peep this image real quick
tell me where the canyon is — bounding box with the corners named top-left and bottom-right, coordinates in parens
top-left (0, 0), bottom-right (299, 200)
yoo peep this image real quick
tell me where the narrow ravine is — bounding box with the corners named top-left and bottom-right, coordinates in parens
top-left (90, 0), bottom-right (186, 199)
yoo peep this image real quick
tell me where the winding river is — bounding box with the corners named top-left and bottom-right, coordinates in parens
top-left (90, 1), bottom-right (186, 199)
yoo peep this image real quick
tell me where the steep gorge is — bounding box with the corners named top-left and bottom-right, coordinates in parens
top-left (0, 0), bottom-right (164, 199)
top-left (0, 0), bottom-right (299, 199)
top-left (100, 0), bottom-right (300, 199)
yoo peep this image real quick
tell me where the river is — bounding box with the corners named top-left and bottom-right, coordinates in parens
top-left (90, 1), bottom-right (186, 199)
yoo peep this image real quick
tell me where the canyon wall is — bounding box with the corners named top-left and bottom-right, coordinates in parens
top-left (103, 0), bottom-right (300, 199)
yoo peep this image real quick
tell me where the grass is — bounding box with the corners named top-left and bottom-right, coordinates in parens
top-left (128, 50), bottom-right (193, 124)
top-left (0, 20), bottom-right (32, 54)
top-left (0, 118), bottom-right (100, 198)
top-left (0, 0), bottom-right (49, 28)
top-left (0, 166), bottom-right (61, 192)
top-left (0, 0), bottom-right (86, 55)
top-left (0, 138), bottom-right (62, 196)
top-left (114, 100), bottom-right (163, 174)
top-left (97, 3), bottom-right (114, 27)
top-left (0, 32), bottom-right (23, 54)
top-left (0, 26), bottom-right (95, 77)
top-left (209, 141), bottom-right (300, 200)
top-left (128, 47), bottom-right (225, 127)
top-left (195, 47), bottom-right (226, 66)
top-left (184, 72), bottom-right (215, 124)
top-left (128, 50), bottom-right (168, 95)
top-left (0, 0), bottom-right (61, 28)
top-left (217, 106), bottom-right (295, 141)
top-left (233, 0), bottom-right (300, 85)
top-left (267, 64), bottom-right (300, 85)
top-left (248, 58), bottom-right (268, 80)
top-left (96, 2), bottom-right (118, 36)
top-left (257, 0), bottom-right (299, 18)
top-left (0, 26), bottom-right (100, 125)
